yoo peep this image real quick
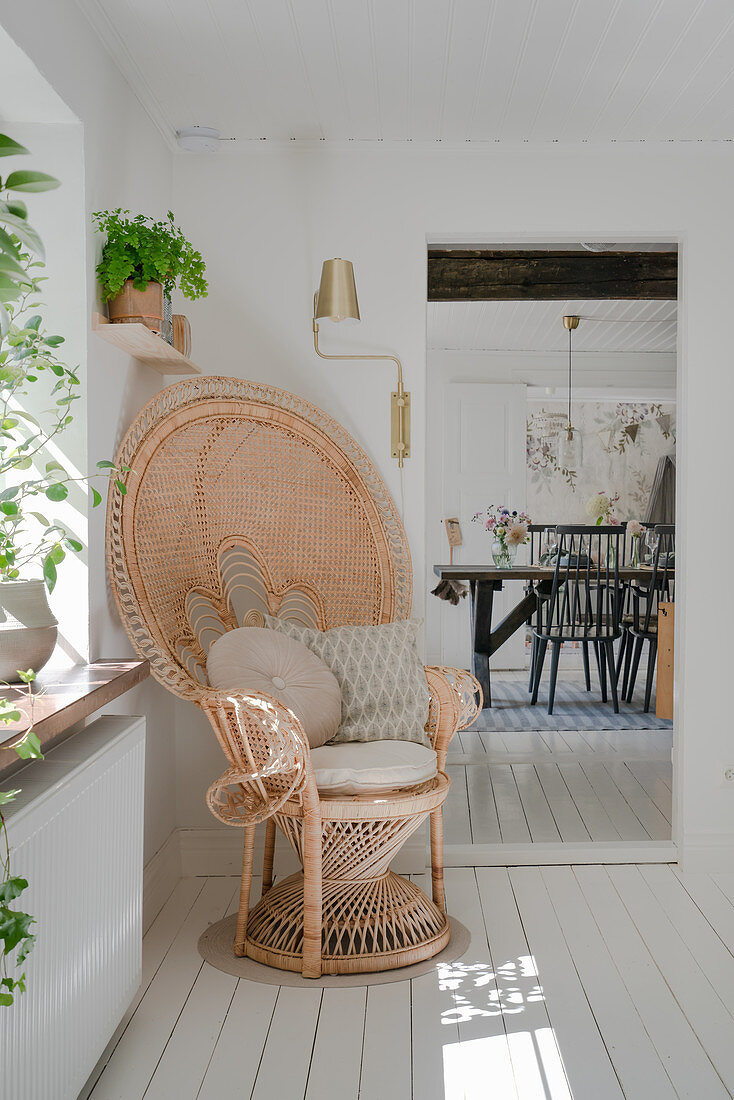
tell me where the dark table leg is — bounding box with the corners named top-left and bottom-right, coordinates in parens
top-left (470, 582), bottom-right (538, 710)
top-left (470, 580), bottom-right (495, 708)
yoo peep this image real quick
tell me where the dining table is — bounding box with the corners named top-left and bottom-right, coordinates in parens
top-left (433, 563), bottom-right (674, 709)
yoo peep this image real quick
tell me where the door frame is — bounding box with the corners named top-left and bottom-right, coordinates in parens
top-left (424, 232), bottom-right (683, 865)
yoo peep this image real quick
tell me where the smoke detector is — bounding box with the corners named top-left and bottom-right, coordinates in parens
top-left (176, 126), bottom-right (223, 153)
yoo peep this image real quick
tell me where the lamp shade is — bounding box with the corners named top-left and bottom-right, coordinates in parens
top-left (557, 426), bottom-right (583, 472)
top-left (315, 258), bottom-right (360, 323)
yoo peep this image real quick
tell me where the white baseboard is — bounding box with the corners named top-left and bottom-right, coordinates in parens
top-left (444, 840), bottom-right (678, 866)
top-left (677, 834), bottom-right (734, 873)
top-left (143, 830), bottom-right (182, 934)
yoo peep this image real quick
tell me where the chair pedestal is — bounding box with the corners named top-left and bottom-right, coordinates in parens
top-left (242, 777), bottom-right (451, 975)
top-left (245, 868), bottom-right (450, 975)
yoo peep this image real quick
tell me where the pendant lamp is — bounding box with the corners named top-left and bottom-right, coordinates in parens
top-left (557, 315), bottom-right (583, 471)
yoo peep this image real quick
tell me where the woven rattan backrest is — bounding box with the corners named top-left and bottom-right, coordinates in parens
top-left (107, 378), bottom-right (412, 699)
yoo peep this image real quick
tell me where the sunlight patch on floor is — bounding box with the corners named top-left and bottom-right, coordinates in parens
top-left (439, 954), bottom-right (572, 1098)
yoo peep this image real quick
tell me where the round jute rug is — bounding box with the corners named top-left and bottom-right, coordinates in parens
top-left (198, 914), bottom-right (471, 988)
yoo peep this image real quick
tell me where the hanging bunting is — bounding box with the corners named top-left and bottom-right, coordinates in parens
top-left (657, 413), bottom-right (671, 438)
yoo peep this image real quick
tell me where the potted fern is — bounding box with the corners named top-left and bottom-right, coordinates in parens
top-left (0, 133), bottom-right (125, 681)
top-left (92, 209), bottom-right (208, 339)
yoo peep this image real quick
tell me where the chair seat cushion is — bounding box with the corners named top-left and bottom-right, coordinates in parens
top-left (310, 739), bottom-right (438, 797)
top-left (207, 627), bottom-right (342, 748)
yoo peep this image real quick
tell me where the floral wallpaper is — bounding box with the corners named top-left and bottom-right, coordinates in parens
top-left (527, 400), bottom-right (676, 523)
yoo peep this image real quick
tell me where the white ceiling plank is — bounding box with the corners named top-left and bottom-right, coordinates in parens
top-left (404, 0), bottom-right (456, 142)
top-left (557, 0), bottom-right (664, 141)
top-left (370, 0), bottom-right (412, 140)
top-left (467, 0), bottom-right (545, 141)
top-left (495, 0), bottom-right (577, 141)
top-left (327, 0), bottom-right (381, 139)
top-left (246, 0), bottom-right (327, 140)
top-left (427, 299), bottom-right (676, 354)
top-left (286, 0), bottom-right (352, 139)
top-left (77, 0), bottom-right (734, 144)
top-left (438, 0), bottom-right (497, 142)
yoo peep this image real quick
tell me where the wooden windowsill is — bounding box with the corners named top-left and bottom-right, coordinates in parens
top-left (0, 659), bottom-right (150, 776)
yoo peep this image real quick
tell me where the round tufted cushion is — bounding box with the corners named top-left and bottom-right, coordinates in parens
top-left (310, 739), bottom-right (437, 797)
top-left (207, 627), bottom-right (342, 748)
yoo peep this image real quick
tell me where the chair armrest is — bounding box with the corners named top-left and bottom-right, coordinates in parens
top-left (193, 688), bottom-right (315, 826)
top-left (424, 666), bottom-right (483, 768)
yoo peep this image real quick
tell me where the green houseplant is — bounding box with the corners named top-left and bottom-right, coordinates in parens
top-left (0, 131), bottom-right (126, 1006)
top-left (0, 134), bottom-right (124, 685)
top-left (92, 209), bottom-right (207, 337)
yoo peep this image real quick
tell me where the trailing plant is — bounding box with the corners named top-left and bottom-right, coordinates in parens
top-left (92, 208), bottom-right (208, 301)
top-left (0, 672), bottom-right (42, 1006)
top-left (0, 134), bottom-right (126, 591)
top-left (0, 132), bottom-right (128, 1007)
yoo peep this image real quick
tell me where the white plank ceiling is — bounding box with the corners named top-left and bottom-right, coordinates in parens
top-left (428, 299), bottom-right (677, 353)
top-left (79, 0), bottom-right (734, 145)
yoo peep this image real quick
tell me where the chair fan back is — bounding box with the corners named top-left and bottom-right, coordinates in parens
top-left (106, 377), bottom-right (412, 698)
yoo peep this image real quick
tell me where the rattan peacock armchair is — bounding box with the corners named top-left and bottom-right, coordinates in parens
top-left (106, 377), bottom-right (481, 977)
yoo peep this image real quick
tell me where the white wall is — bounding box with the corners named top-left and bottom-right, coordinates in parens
top-left (0, 5), bottom-right (177, 864)
top-left (172, 141), bottom-right (732, 867)
top-left (1, 11), bottom-right (730, 870)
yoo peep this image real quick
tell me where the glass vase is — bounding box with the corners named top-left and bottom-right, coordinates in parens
top-left (492, 540), bottom-right (517, 569)
top-left (631, 539), bottom-right (641, 568)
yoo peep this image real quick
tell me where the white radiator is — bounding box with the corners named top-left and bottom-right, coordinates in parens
top-left (0, 714), bottom-right (146, 1099)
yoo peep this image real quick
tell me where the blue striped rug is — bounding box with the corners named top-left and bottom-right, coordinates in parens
top-left (471, 677), bottom-right (672, 731)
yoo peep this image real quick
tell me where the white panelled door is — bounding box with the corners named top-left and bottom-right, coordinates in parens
top-left (431, 382), bottom-right (527, 670)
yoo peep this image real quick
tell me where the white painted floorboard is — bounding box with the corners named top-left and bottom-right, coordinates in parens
top-left (89, 862), bottom-right (734, 1099)
top-left (444, 695), bottom-right (673, 852)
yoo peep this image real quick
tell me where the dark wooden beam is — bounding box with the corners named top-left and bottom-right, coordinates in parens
top-left (427, 250), bottom-right (677, 301)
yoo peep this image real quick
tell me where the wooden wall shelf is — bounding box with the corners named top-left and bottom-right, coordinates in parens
top-left (92, 312), bottom-right (201, 375)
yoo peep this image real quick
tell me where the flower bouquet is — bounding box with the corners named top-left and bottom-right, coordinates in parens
top-left (472, 505), bottom-right (530, 569)
top-left (585, 490), bottom-right (620, 525)
top-left (627, 519), bottom-right (644, 566)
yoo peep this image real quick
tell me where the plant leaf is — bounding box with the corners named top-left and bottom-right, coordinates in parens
top-left (4, 170), bottom-right (60, 193)
top-left (0, 210), bottom-right (44, 258)
top-left (42, 555), bottom-right (57, 591)
top-left (0, 877), bottom-right (28, 903)
top-left (12, 730), bottom-right (43, 760)
top-left (0, 135), bottom-right (29, 157)
top-left (44, 483), bottom-right (68, 502)
top-left (0, 252), bottom-right (29, 281)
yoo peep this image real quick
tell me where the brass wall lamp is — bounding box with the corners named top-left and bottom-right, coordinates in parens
top-left (313, 258), bottom-right (410, 467)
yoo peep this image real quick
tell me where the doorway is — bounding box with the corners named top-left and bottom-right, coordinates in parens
top-left (426, 242), bottom-right (677, 863)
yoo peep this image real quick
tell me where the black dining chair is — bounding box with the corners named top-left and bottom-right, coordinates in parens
top-left (621, 524), bottom-right (675, 712)
top-left (527, 524), bottom-right (555, 692)
top-left (530, 525), bottom-right (626, 714)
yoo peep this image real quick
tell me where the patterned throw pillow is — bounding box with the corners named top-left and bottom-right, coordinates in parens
top-left (266, 617), bottom-right (431, 747)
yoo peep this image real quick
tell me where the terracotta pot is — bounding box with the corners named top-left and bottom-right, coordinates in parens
top-left (107, 279), bottom-right (164, 334)
top-left (0, 579), bottom-right (57, 683)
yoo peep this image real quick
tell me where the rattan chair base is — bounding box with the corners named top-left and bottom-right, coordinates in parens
top-left (244, 870), bottom-right (450, 975)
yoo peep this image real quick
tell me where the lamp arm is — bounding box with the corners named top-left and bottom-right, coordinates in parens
top-left (313, 315), bottom-right (404, 390)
